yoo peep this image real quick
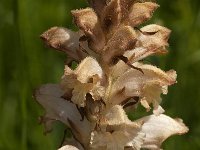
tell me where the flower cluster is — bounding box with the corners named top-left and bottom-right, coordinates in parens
top-left (35, 0), bottom-right (188, 150)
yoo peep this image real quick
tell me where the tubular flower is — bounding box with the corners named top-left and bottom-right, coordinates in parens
top-left (35, 0), bottom-right (188, 150)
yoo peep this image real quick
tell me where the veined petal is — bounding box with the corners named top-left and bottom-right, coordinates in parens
top-left (61, 57), bottom-right (103, 88)
top-left (140, 82), bottom-right (163, 113)
top-left (61, 57), bottom-right (104, 107)
top-left (129, 2), bottom-right (159, 26)
top-left (134, 62), bottom-right (177, 85)
top-left (138, 24), bottom-right (171, 50)
top-left (71, 83), bottom-right (93, 107)
top-left (124, 25), bottom-right (171, 63)
top-left (70, 82), bottom-right (105, 107)
top-left (90, 124), bottom-right (144, 150)
top-left (110, 60), bottom-right (130, 80)
top-left (102, 105), bottom-right (131, 125)
top-left (109, 62), bottom-right (176, 109)
top-left (62, 79), bottom-right (104, 107)
top-left (61, 57), bottom-right (102, 86)
top-left (72, 8), bottom-right (105, 52)
top-left (136, 114), bottom-right (189, 149)
top-left (124, 47), bottom-right (166, 64)
top-left (90, 84), bottom-right (105, 100)
top-left (90, 105), bottom-right (144, 150)
top-left (34, 84), bottom-right (92, 145)
top-left (75, 57), bottom-right (103, 83)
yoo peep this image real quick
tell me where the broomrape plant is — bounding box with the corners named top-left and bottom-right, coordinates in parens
top-left (34, 0), bottom-right (189, 149)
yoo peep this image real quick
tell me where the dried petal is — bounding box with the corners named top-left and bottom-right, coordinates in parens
top-left (72, 8), bottom-right (105, 52)
top-left (129, 2), bottom-right (159, 26)
top-left (102, 105), bottom-right (131, 125)
top-left (124, 25), bottom-right (171, 64)
top-left (90, 84), bottom-right (105, 100)
top-left (138, 24), bottom-right (171, 50)
top-left (90, 106), bottom-right (144, 150)
top-left (140, 83), bottom-right (163, 113)
top-left (109, 62), bottom-right (177, 110)
top-left (71, 83), bottom-right (93, 107)
top-left (135, 63), bottom-right (177, 85)
top-left (75, 57), bottom-right (103, 82)
top-left (61, 57), bottom-right (104, 107)
top-left (40, 27), bottom-right (81, 60)
top-left (90, 127), bottom-right (143, 150)
top-left (136, 114), bottom-right (189, 149)
top-left (110, 60), bottom-right (130, 80)
top-left (71, 83), bottom-right (105, 107)
top-left (124, 47), bottom-right (164, 65)
top-left (61, 57), bottom-right (103, 90)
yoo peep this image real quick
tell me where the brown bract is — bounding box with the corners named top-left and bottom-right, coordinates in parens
top-left (36, 0), bottom-right (188, 150)
top-left (72, 8), bottom-right (106, 52)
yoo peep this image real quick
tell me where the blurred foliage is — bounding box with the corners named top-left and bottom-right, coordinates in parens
top-left (0, 0), bottom-right (200, 149)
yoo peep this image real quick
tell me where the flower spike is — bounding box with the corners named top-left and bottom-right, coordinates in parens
top-left (36, 0), bottom-right (188, 149)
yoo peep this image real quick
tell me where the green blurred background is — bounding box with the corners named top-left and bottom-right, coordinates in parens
top-left (0, 0), bottom-right (200, 149)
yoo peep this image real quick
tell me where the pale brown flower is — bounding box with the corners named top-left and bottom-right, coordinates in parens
top-left (35, 0), bottom-right (188, 149)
